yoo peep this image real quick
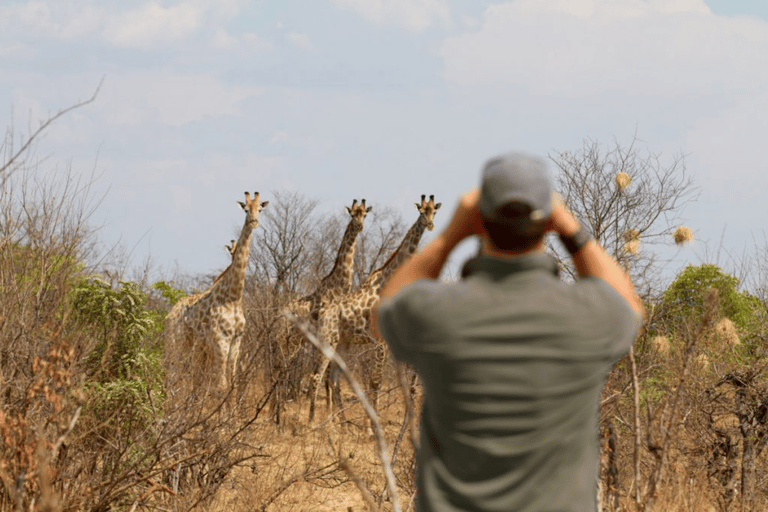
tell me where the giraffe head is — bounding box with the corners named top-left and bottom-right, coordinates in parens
top-left (237, 191), bottom-right (269, 229)
top-left (415, 194), bottom-right (442, 231)
top-left (345, 198), bottom-right (372, 228)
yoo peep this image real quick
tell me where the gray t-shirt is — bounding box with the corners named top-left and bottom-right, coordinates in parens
top-left (377, 253), bottom-right (640, 512)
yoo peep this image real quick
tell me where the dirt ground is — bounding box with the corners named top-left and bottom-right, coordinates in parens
top-left (208, 378), bottom-right (419, 512)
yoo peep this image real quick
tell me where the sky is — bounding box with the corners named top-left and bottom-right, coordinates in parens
top-left (1, 0), bottom-right (766, 291)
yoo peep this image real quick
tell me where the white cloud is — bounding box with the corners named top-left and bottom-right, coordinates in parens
top-left (0, 1), bottom-right (57, 34)
top-left (103, 2), bottom-right (203, 49)
top-left (212, 28), bottom-right (274, 53)
top-left (268, 130), bottom-right (289, 145)
top-left (441, 0), bottom-right (768, 99)
top-left (285, 31), bottom-right (320, 53)
top-left (328, 0), bottom-right (451, 31)
top-left (100, 71), bottom-right (264, 126)
top-left (0, 0), bottom-right (254, 50)
top-left (0, 41), bottom-right (35, 58)
top-left (681, 90), bottom-right (768, 186)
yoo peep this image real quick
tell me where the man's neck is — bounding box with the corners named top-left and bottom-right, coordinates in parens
top-left (479, 235), bottom-right (546, 259)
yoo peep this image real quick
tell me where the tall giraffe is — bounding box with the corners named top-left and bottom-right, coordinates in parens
top-left (310, 194), bottom-right (441, 421)
top-left (272, 199), bottom-right (371, 423)
top-left (164, 191), bottom-right (268, 396)
top-left (294, 198), bottom-right (372, 318)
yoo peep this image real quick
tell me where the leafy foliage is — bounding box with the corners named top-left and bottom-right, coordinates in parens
top-left (152, 279), bottom-right (189, 306)
top-left (71, 277), bottom-right (164, 381)
top-left (70, 278), bottom-right (165, 437)
top-left (661, 264), bottom-right (762, 334)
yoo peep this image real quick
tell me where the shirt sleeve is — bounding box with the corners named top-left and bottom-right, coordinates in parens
top-left (576, 276), bottom-right (643, 358)
top-left (376, 279), bottom-right (432, 365)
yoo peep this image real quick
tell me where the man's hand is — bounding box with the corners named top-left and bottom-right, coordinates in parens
top-left (547, 194), bottom-right (647, 322)
top-left (374, 188), bottom-right (484, 328)
top-left (442, 188), bottom-right (485, 245)
top-left (546, 193), bottom-right (581, 237)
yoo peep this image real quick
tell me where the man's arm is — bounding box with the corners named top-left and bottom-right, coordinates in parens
top-left (371, 188), bottom-right (484, 336)
top-left (548, 195), bottom-right (647, 322)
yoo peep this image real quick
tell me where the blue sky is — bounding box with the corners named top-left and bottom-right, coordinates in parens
top-left (1, 0), bottom-right (766, 290)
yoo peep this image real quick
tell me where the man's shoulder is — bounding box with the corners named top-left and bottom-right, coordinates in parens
top-left (570, 276), bottom-right (643, 337)
top-left (387, 277), bottom-right (456, 304)
top-left (378, 277), bottom-right (474, 331)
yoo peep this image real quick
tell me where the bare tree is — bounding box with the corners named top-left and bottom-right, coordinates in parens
top-left (549, 136), bottom-right (698, 297)
top-left (1, 87), bottom-right (104, 386)
top-left (248, 190), bottom-right (323, 298)
top-left (1, 79), bottom-right (102, 190)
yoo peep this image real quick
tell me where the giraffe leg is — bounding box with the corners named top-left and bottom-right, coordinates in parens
top-left (369, 342), bottom-right (386, 412)
top-left (309, 356), bottom-right (331, 423)
top-left (329, 343), bottom-right (349, 424)
top-left (309, 305), bottom-right (340, 423)
top-left (226, 336), bottom-right (241, 394)
top-left (325, 362), bottom-right (334, 411)
top-left (213, 337), bottom-right (230, 395)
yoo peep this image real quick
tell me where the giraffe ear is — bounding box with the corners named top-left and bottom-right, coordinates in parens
top-left (366, 206), bottom-right (372, 213)
top-left (237, 201), bottom-right (246, 210)
top-left (435, 202), bottom-right (442, 209)
top-left (260, 201), bottom-right (269, 209)
top-left (414, 203), bottom-right (420, 209)
top-left (345, 206), bottom-right (352, 214)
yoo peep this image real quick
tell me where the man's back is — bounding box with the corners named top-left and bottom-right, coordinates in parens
top-left (378, 252), bottom-right (640, 511)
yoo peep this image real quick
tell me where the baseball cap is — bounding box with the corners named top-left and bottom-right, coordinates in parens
top-left (478, 152), bottom-right (553, 234)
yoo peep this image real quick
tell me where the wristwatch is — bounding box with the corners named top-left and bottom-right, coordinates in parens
top-left (559, 225), bottom-right (592, 255)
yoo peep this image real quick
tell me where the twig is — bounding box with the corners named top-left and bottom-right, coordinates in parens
top-left (284, 310), bottom-right (402, 512)
top-left (642, 289), bottom-right (719, 510)
top-left (51, 405), bottom-right (81, 462)
top-left (629, 345), bottom-right (642, 510)
top-left (1, 77), bottom-right (104, 183)
top-left (341, 459), bottom-right (379, 512)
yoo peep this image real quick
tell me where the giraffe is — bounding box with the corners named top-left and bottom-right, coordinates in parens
top-left (272, 199), bottom-right (372, 423)
top-left (225, 239), bottom-right (237, 258)
top-left (292, 198), bottom-right (372, 319)
top-left (164, 191), bottom-right (268, 397)
top-left (309, 194), bottom-right (441, 422)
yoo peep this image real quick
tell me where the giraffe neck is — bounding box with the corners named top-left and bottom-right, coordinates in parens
top-left (317, 219), bottom-right (361, 297)
top-left (365, 216), bottom-right (427, 293)
top-left (213, 218), bottom-right (253, 303)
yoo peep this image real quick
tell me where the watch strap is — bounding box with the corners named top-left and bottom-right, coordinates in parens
top-left (559, 225), bottom-right (592, 255)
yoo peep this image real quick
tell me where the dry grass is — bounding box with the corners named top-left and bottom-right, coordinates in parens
top-left (649, 335), bottom-right (670, 356)
top-left (714, 317), bottom-right (741, 346)
top-left (7, 295), bottom-right (768, 512)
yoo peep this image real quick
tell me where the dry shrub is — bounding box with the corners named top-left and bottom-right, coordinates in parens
top-left (649, 335), bottom-right (670, 356)
top-left (599, 286), bottom-right (768, 512)
top-left (714, 317), bottom-right (741, 346)
top-left (695, 352), bottom-right (711, 370)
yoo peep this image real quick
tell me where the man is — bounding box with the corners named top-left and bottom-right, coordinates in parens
top-left (372, 153), bottom-right (645, 512)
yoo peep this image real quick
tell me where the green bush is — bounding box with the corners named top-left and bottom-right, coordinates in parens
top-left (71, 278), bottom-right (163, 380)
top-left (152, 279), bottom-right (189, 307)
top-left (70, 277), bottom-right (165, 437)
top-left (660, 263), bottom-right (762, 337)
